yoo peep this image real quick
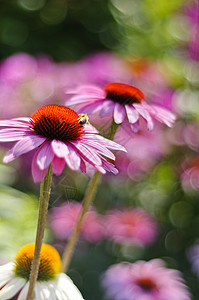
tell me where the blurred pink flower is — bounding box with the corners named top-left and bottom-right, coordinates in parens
top-left (104, 208), bottom-right (157, 246)
top-left (50, 201), bottom-right (105, 242)
top-left (102, 259), bottom-right (191, 300)
top-left (66, 82), bottom-right (175, 132)
top-left (0, 105), bottom-right (125, 182)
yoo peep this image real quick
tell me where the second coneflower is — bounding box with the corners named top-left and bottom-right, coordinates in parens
top-left (66, 82), bottom-right (176, 131)
top-left (0, 104), bottom-right (126, 182)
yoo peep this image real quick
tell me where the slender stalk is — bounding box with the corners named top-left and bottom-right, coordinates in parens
top-left (26, 165), bottom-right (53, 300)
top-left (61, 171), bottom-right (101, 272)
top-left (61, 121), bottom-right (119, 273)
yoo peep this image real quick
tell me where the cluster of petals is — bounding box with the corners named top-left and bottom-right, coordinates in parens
top-left (66, 83), bottom-right (176, 132)
top-left (104, 208), bottom-right (157, 246)
top-left (50, 202), bottom-right (157, 247)
top-left (50, 201), bottom-right (105, 242)
top-left (0, 105), bottom-right (125, 183)
top-left (102, 259), bottom-right (191, 300)
top-left (0, 243), bottom-right (84, 300)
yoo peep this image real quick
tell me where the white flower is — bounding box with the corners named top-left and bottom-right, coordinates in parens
top-left (0, 243), bottom-right (84, 300)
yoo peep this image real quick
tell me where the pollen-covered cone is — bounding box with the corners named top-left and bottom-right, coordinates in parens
top-left (0, 104), bottom-right (126, 182)
top-left (0, 243), bottom-right (84, 300)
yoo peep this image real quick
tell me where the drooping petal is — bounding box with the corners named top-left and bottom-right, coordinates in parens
top-left (51, 140), bottom-right (69, 158)
top-left (18, 282), bottom-right (29, 300)
top-left (71, 142), bottom-right (102, 166)
top-left (80, 159), bottom-right (86, 173)
top-left (84, 123), bottom-right (99, 134)
top-left (125, 105), bottom-right (139, 124)
top-left (131, 120), bottom-right (140, 132)
top-left (34, 282), bottom-right (45, 300)
top-left (101, 157), bottom-right (119, 175)
top-left (37, 141), bottom-right (54, 170)
top-left (113, 103), bottom-right (126, 124)
top-left (147, 104), bottom-right (176, 127)
top-left (32, 150), bottom-right (48, 183)
top-left (58, 273), bottom-right (84, 300)
top-left (83, 134), bottom-right (126, 152)
top-left (3, 148), bottom-right (16, 163)
top-left (133, 103), bottom-right (154, 130)
top-left (0, 277), bottom-right (26, 299)
top-left (13, 135), bottom-right (45, 157)
top-left (76, 102), bottom-right (102, 115)
top-left (52, 156), bottom-right (66, 175)
top-left (67, 85), bottom-right (105, 96)
top-left (0, 129), bottom-right (32, 142)
top-left (82, 140), bottom-right (115, 160)
top-left (0, 119), bottom-right (31, 128)
top-left (66, 94), bottom-right (102, 105)
top-left (64, 143), bottom-right (81, 171)
top-left (99, 100), bottom-right (115, 117)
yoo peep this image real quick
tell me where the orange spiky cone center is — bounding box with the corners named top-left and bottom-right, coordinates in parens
top-left (30, 105), bottom-right (84, 142)
top-left (105, 82), bottom-right (145, 105)
top-left (14, 243), bottom-right (61, 281)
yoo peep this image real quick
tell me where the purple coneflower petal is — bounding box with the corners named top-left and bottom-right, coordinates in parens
top-left (66, 95), bottom-right (101, 105)
top-left (133, 103), bottom-right (154, 130)
top-left (52, 156), bottom-right (66, 176)
top-left (71, 142), bottom-right (102, 166)
top-left (149, 104), bottom-right (176, 127)
top-left (131, 120), bottom-right (140, 132)
top-left (113, 103), bottom-right (126, 124)
top-left (100, 100), bottom-right (115, 117)
top-left (3, 148), bottom-right (16, 163)
top-left (51, 140), bottom-right (69, 158)
top-left (83, 140), bottom-right (115, 160)
top-left (32, 150), bottom-right (48, 183)
top-left (84, 134), bottom-right (126, 152)
top-left (76, 102), bottom-right (102, 115)
top-left (0, 129), bottom-right (32, 142)
top-left (67, 85), bottom-right (105, 96)
top-left (80, 159), bottom-right (86, 173)
top-left (0, 120), bottom-right (31, 128)
top-left (36, 142), bottom-right (54, 170)
top-left (13, 135), bottom-right (46, 157)
top-left (64, 143), bottom-right (81, 171)
top-left (84, 124), bottom-right (99, 134)
top-left (101, 157), bottom-right (119, 175)
top-left (125, 105), bottom-right (139, 124)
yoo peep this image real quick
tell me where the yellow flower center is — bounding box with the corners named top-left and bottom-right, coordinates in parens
top-left (14, 243), bottom-right (61, 281)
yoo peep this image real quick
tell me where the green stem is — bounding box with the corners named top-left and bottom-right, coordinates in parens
top-left (61, 171), bottom-right (101, 273)
top-left (61, 121), bottom-right (119, 273)
top-left (26, 165), bottom-right (53, 300)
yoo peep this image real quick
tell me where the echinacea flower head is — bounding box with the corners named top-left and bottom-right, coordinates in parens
top-left (0, 104), bottom-right (125, 182)
top-left (66, 82), bottom-right (176, 132)
top-left (105, 208), bottom-right (157, 246)
top-left (0, 243), bottom-right (84, 300)
top-left (50, 201), bottom-right (105, 242)
top-left (102, 259), bottom-right (190, 300)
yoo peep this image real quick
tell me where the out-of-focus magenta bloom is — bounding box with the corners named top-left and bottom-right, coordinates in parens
top-left (187, 242), bottom-right (199, 279)
top-left (50, 201), bottom-right (105, 242)
top-left (66, 82), bottom-right (176, 132)
top-left (181, 157), bottom-right (199, 191)
top-left (102, 259), bottom-right (191, 300)
top-left (104, 208), bottom-right (157, 246)
top-left (0, 105), bottom-right (125, 182)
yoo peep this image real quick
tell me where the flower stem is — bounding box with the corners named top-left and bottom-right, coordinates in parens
top-left (61, 121), bottom-right (119, 273)
top-left (26, 165), bottom-right (53, 300)
top-left (61, 170), bottom-right (101, 273)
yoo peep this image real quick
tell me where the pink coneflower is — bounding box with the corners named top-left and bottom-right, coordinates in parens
top-left (0, 105), bottom-right (125, 183)
top-left (105, 208), bottom-right (157, 246)
top-left (102, 259), bottom-right (191, 300)
top-left (50, 201), bottom-right (105, 242)
top-left (66, 82), bottom-right (176, 132)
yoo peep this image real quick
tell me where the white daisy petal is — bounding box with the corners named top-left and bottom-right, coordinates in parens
top-left (0, 277), bottom-right (26, 300)
top-left (35, 282), bottom-right (45, 300)
top-left (18, 281), bottom-right (29, 300)
top-left (58, 274), bottom-right (84, 300)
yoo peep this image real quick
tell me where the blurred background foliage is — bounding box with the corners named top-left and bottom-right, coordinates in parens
top-left (0, 0), bottom-right (199, 299)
